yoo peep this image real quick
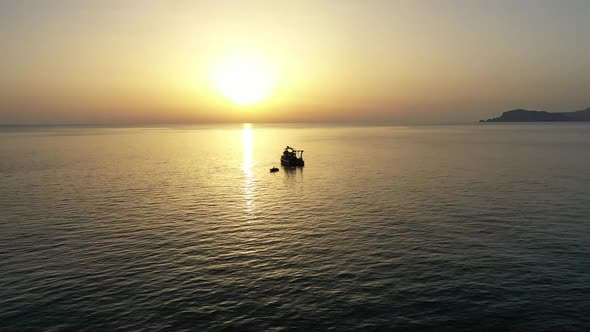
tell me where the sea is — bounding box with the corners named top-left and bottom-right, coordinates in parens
top-left (1, 124), bottom-right (589, 331)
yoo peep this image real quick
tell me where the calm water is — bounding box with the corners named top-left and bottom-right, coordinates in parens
top-left (1, 124), bottom-right (589, 331)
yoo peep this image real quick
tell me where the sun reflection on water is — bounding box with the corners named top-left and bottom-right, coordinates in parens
top-left (242, 123), bottom-right (255, 213)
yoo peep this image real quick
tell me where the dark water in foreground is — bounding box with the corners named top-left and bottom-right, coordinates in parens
top-left (1, 124), bottom-right (589, 331)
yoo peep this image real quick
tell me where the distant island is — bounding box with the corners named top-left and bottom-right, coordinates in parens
top-left (480, 107), bottom-right (590, 122)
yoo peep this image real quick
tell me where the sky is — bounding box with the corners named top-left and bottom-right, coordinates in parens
top-left (1, 0), bottom-right (590, 124)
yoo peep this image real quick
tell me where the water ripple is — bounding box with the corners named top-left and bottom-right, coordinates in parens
top-left (1, 125), bottom-right (590, 331)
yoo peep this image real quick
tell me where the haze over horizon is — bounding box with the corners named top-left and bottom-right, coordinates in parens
top-left (2, 0), bottom-right (590, 125)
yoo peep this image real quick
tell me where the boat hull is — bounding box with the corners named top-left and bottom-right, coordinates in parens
top-left (281, 156), bottom-right (304, 167)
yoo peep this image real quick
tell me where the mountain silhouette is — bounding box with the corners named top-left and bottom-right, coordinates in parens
top-left (481, 107), bottom-right (590, 122)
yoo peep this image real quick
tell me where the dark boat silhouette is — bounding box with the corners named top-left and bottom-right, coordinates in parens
top-left (281, 146), bottom-right (304, 167)
top-left (270, 167), bottom-right (279, 172)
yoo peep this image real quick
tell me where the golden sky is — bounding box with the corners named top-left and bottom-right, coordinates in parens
top-left (1, 0), bottom-right (590, 124)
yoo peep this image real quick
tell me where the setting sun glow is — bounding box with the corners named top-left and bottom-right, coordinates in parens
top-left (212, 56), bottom-right (277, 106)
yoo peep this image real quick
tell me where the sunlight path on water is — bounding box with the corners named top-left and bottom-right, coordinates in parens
top-left (241, 124), bottom-right (255, 215)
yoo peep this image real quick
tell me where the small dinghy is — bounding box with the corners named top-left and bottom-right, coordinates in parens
top-left (270, 167), bottom-right (279, 173)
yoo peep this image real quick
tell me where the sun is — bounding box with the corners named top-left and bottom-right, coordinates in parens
top-left (212, 55), bottom-right (277, 106)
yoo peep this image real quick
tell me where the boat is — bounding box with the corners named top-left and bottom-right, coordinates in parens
top-left (270, 167), bottom-right (279, 172)
top-left (280, 146), bottom-right (305, 167)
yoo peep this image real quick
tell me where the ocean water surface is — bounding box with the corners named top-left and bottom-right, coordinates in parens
top-left (1, 124), bottom-right (589, 331)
